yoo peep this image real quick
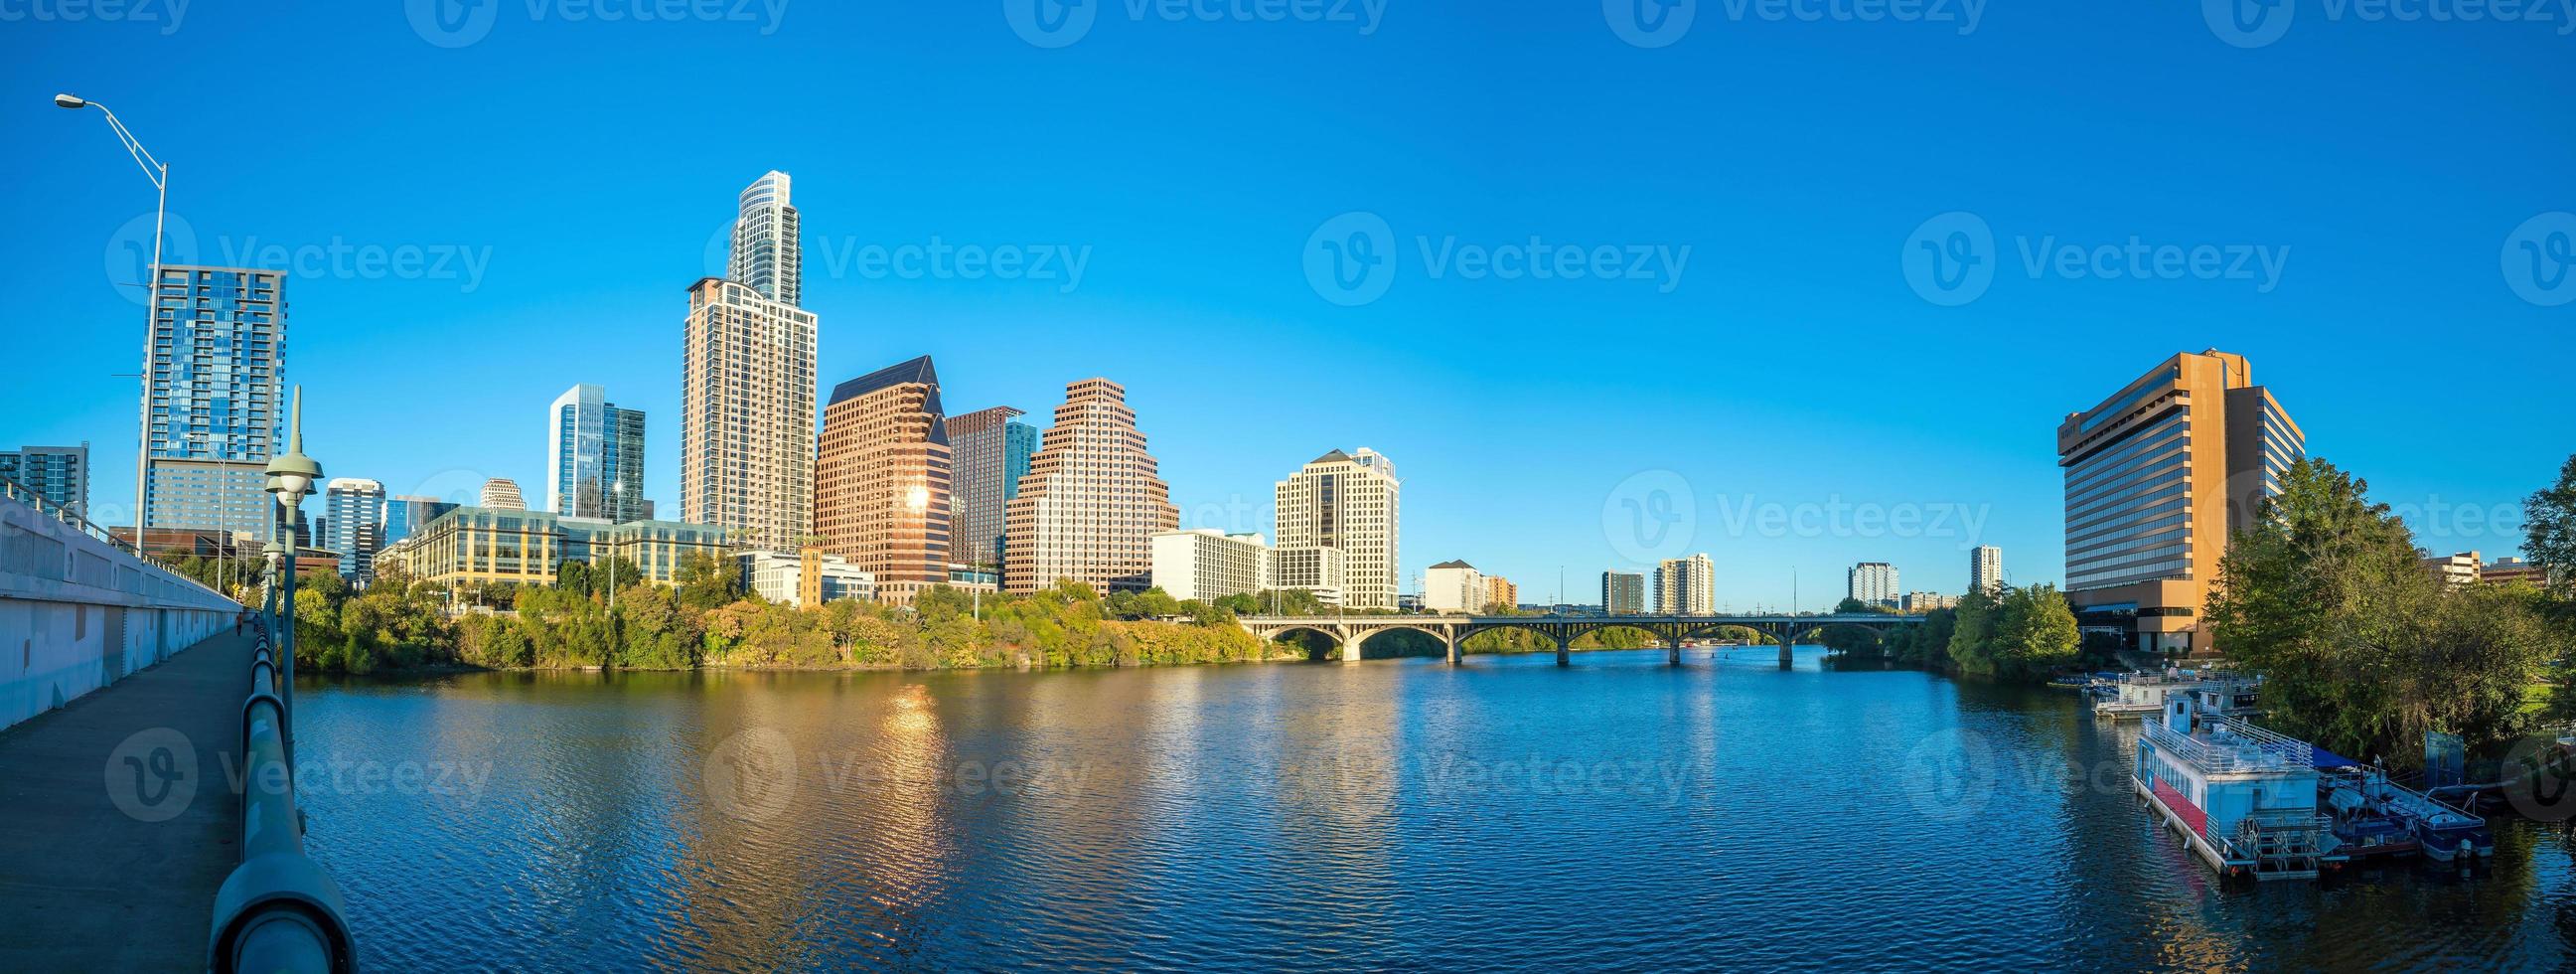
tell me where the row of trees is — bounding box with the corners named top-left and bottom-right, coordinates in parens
top-left (1831, 586), bottom-right (2091, 680)
top-left (281, 552), bottom-right (1306, 674)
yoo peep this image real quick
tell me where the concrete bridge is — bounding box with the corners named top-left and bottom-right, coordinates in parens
top-left (1238, 612), bottom-right (1925, 666)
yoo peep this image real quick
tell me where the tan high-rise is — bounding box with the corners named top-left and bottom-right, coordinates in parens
top-left (1274, 448), bottom-right (1400, 610)
top-left (1004, 379), bottom-right (1177, 593)
top-left (2057, 349), bottom-right (2303, 655)
top-left (682, 172), bottom-right (818, 555)
top-left (814, 356), bottom-right (951, 605)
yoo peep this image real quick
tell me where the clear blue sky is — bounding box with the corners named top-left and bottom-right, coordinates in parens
top-left (7, 4), bottom-right (2570, 607)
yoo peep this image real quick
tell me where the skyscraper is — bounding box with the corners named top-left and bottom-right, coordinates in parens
top-left (1655, 554), bottom-right (1714, 614)
top-left (380, 494), bottom-right (458, 550)
top-left (1601, 570), bottom-right (1646, 615)
top-left (480, 478), bottom-right (526, 510)
top-left (1274, 448), bottom-right (1401, 610)
top-left (1970, 545), bottom-right (2003, 594)
top-left (683, 172), bottom-right (819, 554)
top-left (0, 444), bottom-right (88, 519)
top-left (949, 406), bottom-right (1037, 572)
top-left (2058, 349), bottom-right (2303, 655)
top-left (546, 383), bottom-right (647, 522)
top-left (319, 477), bottom-right (385, 580)
top-left (1848, 562), bottom-right (1898, 608)
top-left (141, 265), bottom-right (285, 546)
top-left (814, 356), bottom-right (952, 605)
top-left (1003, 378), bottom-right (1177, 593)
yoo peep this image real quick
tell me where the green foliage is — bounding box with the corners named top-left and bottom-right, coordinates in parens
top-left (2526, 453), bottom-right (2576, 602)
top-left (1944, 583), bottom-right (2078, 680)
top-left (2207, 457), bottom-right (2558, 767)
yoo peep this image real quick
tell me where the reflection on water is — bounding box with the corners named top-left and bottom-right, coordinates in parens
top-left (294, 649), bottom-right (2576, 971)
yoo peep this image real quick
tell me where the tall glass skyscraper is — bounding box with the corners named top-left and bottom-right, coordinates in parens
top-left (319, 478), bottom-right (386, 580)
top-left (142, 265), bottom-right (285, 545)
top-left (728, 170), bottom-right (801, 306)
top-left (683, 172), bottom-right (818, 554)
top-left (547, 383), bottom-right (647, 523)
top-left (948, 406), bottom-right (1037, 572)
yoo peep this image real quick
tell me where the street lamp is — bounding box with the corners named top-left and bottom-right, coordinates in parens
top-left (264, 388), bottom-right (321, 674)
top-left (56, 93), bottom-right (168, 544)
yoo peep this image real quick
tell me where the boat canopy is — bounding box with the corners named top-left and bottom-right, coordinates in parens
top-left (2311, 745), bottom-right (2363, 769)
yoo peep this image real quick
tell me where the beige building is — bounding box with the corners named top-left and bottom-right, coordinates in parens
top-left (479, 478), bottom-right (526, 511)
top-left (1423, 560), bottom-right (1485, 613)
top-left (1484, 575), bottom-right (1518, 611)
top-left (682, 172), bottom-right (818, 555)
top-left (2422, 551), bottom-right (2483, 588)
top-left (379, 507), bottom-right (732, 588)
top-left (2058, 349), bottom-right (2303, 656)
top-left (1149, 529), bottom-right (1268, 602)
top-left (738, 549), bottom-right (873, 607)
top-left (1274, 448), bottom-right (1401, 610)
top-left (1004, 379), bottom-right (1178, 593)
top-left (1270, 545), bottom-right (1350, 605)
top-left (814, 356), bottom-right (951, 605)
top-left (1901, 591), bottom-right (1958, 612)
top-left (1656, 553), bottom-right (1715, 614)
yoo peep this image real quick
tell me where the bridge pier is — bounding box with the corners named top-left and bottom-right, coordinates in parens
top-left (1341, 634), bottom-right (1360, 663)
top-left (1443, 630), bottom-right (1460, 666)
top-left (1553, 634), bottom-right (1570, 667)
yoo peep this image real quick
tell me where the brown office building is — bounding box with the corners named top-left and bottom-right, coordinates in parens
top-left (1004, 378), bottom-right (1178, 594)
top-left (814, 356), bottom-right (951, 605)
top-left (2056, 349), bottom-right (2303, 656)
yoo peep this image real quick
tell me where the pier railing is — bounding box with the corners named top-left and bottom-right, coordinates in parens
top-left (205, 571), bottom-right (356, 971)
top-left (2144, 717), bottom-right (2314, 774)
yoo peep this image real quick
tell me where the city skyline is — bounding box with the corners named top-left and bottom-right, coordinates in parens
top-left (12, 8), bottom-right (2570, 607)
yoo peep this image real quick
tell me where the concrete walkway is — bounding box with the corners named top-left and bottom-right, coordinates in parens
top-left (0, 625), bottom-right (252, 970)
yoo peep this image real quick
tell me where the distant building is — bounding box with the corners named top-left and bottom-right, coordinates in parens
top-left (948, 406), bottom-right (1036, 573)
top-left (1271, 545), bottom-right (1350, 605)
top-left (1601, 570), bottom-right (1646, 615)
top-left (814, 356), bottom-right (952, 606)
top-left (2484, 556), bottom-right (2552, 589)
top-left (479, 478), bottom-right (526, 510)
top-left (1150, 529), bottom-right (1268, 602)
top-left (2060, 349), bottom-right (2302, 655)
top-left (740, 550), bottom-right (872, 607)
top-left (1848, 562), bottom-right (1899, 609)
top-left (546, 383), bottom-right (648, 523)
top-left (1424, 560), bottom-right (1485, 614)
top-left (1901, 591), bottom-right (1957, 612)
top-left (141, 266), bottom-right (285, 546)
top-left (0, 444), bottom-right (88, 520)
top-left (381, 494), bottom-right (458, 549)
top-left (1397, 592), bottom-right (1424, 612)
top-left (319, 478), bottom-right (385, 581)
top-left (1970, 545), bottom-right (2003, 594)
top-left (1484, 575), bottom-right (1518, 612)
top-left (1275, 448), bottom-right (1401, 610)
top-left (1004, 378), bottom-right (1177, 593)
top-left (379, 507), bottom-right (732, 587)
top-left (2422, 551), bottom-right (2483, 588)
top-left (1656, 554), bottom-right (1714, 614)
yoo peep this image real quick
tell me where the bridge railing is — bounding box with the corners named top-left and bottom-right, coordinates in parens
top-left (0, 472), bottom-right (214, 586)
top-left (206, 573), bottom-right (356, 972)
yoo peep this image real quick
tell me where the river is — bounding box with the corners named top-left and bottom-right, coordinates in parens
top-left (292, 647), bottom-right (2576, 971)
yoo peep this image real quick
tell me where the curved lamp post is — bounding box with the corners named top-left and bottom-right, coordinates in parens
top-left (55, 92), bottom-right (167, 543)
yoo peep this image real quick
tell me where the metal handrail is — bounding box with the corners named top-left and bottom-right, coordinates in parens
top-left (2143, 717), bottom-right (2314, 773)
top-left (0, 471), bottom-right (226, 589)
top-left (206, 572), bottom-right (355, 971)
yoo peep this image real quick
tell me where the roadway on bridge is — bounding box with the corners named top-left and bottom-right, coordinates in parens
top-left (0, 626), bottom-right (252, 969)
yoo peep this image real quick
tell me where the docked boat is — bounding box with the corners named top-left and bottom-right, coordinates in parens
top-left (2132, 694), bottom-right (2339, 881)
top-left (2094, 668), bottom-right (2259, 722)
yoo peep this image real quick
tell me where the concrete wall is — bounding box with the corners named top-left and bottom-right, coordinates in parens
top-left (0, 500), bottom-right (241, 730)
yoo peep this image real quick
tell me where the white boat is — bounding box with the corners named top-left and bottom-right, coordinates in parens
top-left (2132, 694), bottom-right (2338, 881)
top-left (2094, 668), bottom-right (2259, 722)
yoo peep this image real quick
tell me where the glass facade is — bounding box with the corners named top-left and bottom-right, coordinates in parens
top-left (143, 266), bottom-right (285, 539)
top-left (320, 478), bottom-right (386, 580)
top-left (548, 383), bottom-right (648, 523)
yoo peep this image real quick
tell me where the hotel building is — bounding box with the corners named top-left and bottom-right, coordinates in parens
top-left (546, 383), bottom-right (648, 523)
top-left (2057, 349), bottom-right (2303, 655)
top-left (379, 507), bottom-right (732, 588)
top-left (682, 172), bottom-right (819, 554)
top-left (1003, 378), bottom-right (1178, 593)
top-left (1274, 448), bottom-right (1401, 610)
top-left (1149, 529), bottom-right (1269, 602)
top-left (814, 356), bottom-right (952, 605)
top-left (949, 406), bottom-right (1037, 573)
top-left (1656, 554), bottom-right (1716, 614)
top-left (141, 266), bottom-right (286, 545)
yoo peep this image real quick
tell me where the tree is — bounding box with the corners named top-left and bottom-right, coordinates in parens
top-left (2526, 453), bottom-right (2576, 601)
top-left (1992, 583), bottom-right (2080, 677)
top-left (675, 552), bottom-right (740, 611)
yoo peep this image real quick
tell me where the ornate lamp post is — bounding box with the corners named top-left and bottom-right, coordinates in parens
top-left (263, 388), bottom-right (321, 673)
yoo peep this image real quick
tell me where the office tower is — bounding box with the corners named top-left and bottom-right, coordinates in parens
top-left (1003, 378), bottom-right (1177, 593)
top-left (1149, 529), bottom-right (1269, 602)
top-left (1654, 554), bottom-right (1715, 614)
top-left (949, 406), bottom-right (1037, 572)
top-left (1274, 447), bottom-right (1401, 610)
top-left (682, 226), bottom-right (818, 553)
top-left (1423, 560), bottom-right (1486, 613)
top-left (380, 494), bottom-right (459, 550)
top-left (140, 266), bottom-right (285, 546)
top-left (378, 506), bottom-right (732, 587)
top-left (1847, 562), bottom-right (1898, 608)
top-left (1270, 545), bottom-right (1351, 605)
top-left (813, 356), bottom-right (952, 605)
top-left (2058, 349), bottom-right (2303, 655)
top-left (1970, 545), bottom-right (2003, 594)
top-left (479, 478), bottom-right (526, 510)
top-left (0, 444), bottom-right (88, 519)
top-left (547, 383), bottom-right (648, 523)
top-left (728, 170), bottom-right (801, 306)
top-left (1601, 570), bottom-right (1646, 615)
top-left (318, 478), bottom-right (386, 580)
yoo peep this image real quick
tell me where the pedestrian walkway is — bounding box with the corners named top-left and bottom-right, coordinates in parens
top-left (0, 625), bottom-right (253, 970)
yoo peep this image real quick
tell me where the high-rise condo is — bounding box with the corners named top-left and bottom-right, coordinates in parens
top-left (1003, 378), bottom-right (1177, 593)
top-left (1656, 554), bottom-right (1715, 614)
top-left (2057, 349), bottom-right (2303, 655)
top-left (1847, 562), bottom-right (1898, 609)
top-left (1601, 570), bottom-right (1646, 615)
top-left (1970, 545), bottom-right (2003, 594)
top-left (141, 266), bottom-right (285, 549)
top-left (683, 172), bottom-right (819, 554)
top-left (0, 444), bottom-right (88, 519)
top-left (814, 356), bottom-right (952, 605)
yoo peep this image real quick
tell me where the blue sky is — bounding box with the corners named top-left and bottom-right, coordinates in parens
top-left (7, 2), bottom-right (2571, 607)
